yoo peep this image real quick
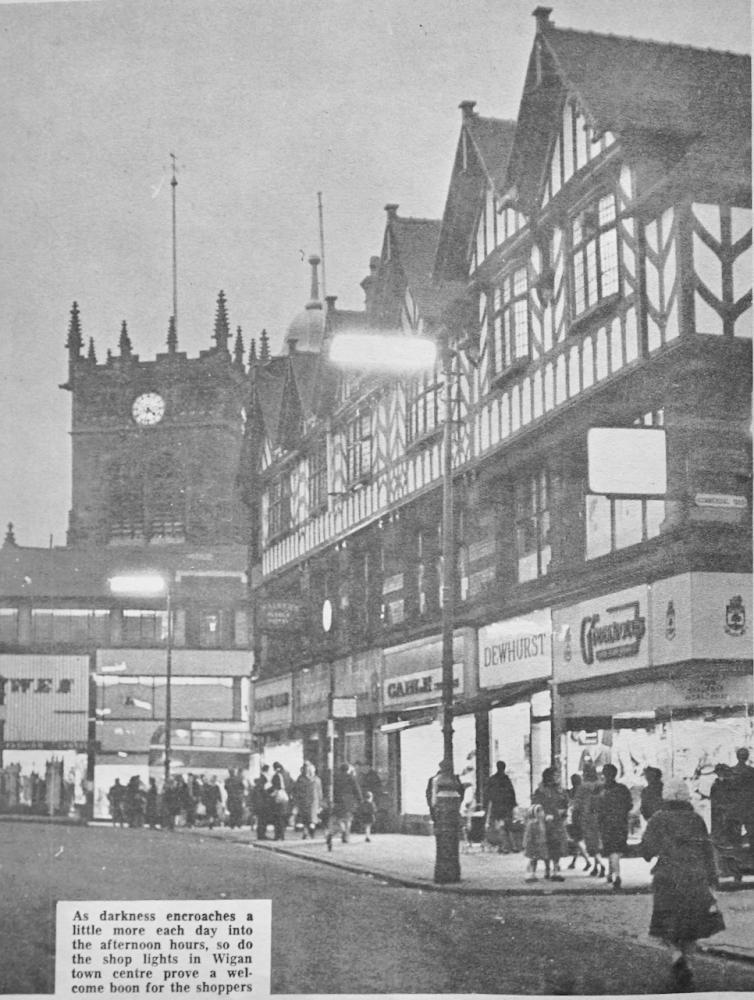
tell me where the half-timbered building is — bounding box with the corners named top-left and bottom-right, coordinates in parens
top-left (243, 9), bottom-right (752, 828)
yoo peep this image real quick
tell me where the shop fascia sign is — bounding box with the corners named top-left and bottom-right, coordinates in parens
top-left (555, 585), bottom-right (649, 677)
top-left (383, 664), bottom-right (463, 704)
top-left (0, 675), bottom-right (75, 696)
top-left (253, 676), bottom-right (292, 720)
top-left (478, 609), bottom-right (552, 688)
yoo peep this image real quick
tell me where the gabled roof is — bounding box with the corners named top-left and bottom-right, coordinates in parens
top-left (434, 106), bottom-right (517, 282)
top-left (391, 216), bottom-right (442, 297)
top-left (507, 14), bottom-right (751, 212)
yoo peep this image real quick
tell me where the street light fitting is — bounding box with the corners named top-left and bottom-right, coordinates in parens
top-left (329, 330), bottom-right (437, 373)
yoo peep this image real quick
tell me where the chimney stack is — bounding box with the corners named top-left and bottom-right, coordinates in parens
top-left (384, 203), bottom-right (399, 220)
top-left (459, 100), bottom-right (477, 121)
top-left (533, 6), bottom-right (553, 31)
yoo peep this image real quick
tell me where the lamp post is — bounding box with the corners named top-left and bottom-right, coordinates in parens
top-left (328, 327), bottom-right (461, 883)
top-left (108, 574), bottom-right (172, 787)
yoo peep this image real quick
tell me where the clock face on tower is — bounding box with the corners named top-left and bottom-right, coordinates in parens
top-left (131, 392), bottom-right (165, 426)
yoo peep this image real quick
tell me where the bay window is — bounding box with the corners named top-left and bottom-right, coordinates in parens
top-left (571, 192), bottom-right (620, 318)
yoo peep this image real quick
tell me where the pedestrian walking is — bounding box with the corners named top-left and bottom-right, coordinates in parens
top-left (730, 747), bottom-right (754, 849)
top-left (483, 761), bottom-right (517, 853)
top-left (597, 763), bottom-right (633, 890)
top-left (710, 764), bottom-right (739, 845)
top-left (641, 776), bottom-right (724, 992)
top-left (361, 791), bottom-right (377, 842)
top-left (203, 776), bottom-right (223, 829)
top-left (326, 762), bottom-right (362, 849)
top-left (292, 761), bottom-right (323, 839)
top-left (579, 765), bottom-right (606, 877)
top-left (522, 804), bottom-right (548, 882)
top-left (145, 778), bottom-right (160, 829)
top-left (269, 762), bottom-right (290, 840)
top-left (565, 774), bottom-right (592, 871)
top-left (532, 767), bottom-right (568, 881)
top-left (640, 767), bottom-right (664, 823)
top-left (107, 779), bottom-right (125, 828)
top-left (251, 767), bottom-right (271, 839)
top-left (225, 767), bottom-right (245, 830)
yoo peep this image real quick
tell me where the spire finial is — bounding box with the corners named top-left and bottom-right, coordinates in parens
top-left (66, 301), bottom-right (83, 359)
top-left (248, 338), bottom-right (258, 366)
top-left (170, 153), bottom-right (178, 338)
top-left (234, 325), bottom-right (245, 367)
top-left (87, 337), bottom-right (97, 363)
top-left (167, 314), bottom-right (177, 353)
top-left (4, 522), bottom-right (17, 546)
top-left (119, 320), bottom-right (132, 358)
top-left (259, 329), bottom-right (270, 363)
top-left (213, 290), bottom-right (230, 352)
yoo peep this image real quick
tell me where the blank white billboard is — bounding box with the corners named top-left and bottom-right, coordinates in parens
top-left (588, 427), bottom-right (667, 496)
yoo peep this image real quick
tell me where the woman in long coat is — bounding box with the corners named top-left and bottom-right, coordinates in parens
top-left (293, 762), bottom-right (323, 839)
top-left (641, 776), bottom-right (722, 992)
top-left (532, 767), bottom-right (569, 881)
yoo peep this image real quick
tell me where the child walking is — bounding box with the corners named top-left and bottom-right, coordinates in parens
top-left (523, 804), bottom-right (549, 882)
top-left (361, 790), bottom-right (377, 842)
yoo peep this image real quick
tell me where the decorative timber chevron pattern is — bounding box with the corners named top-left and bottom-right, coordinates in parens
top-left (644, 206), bottom-right (680, 353)
top-left (692, 203), bottom-right (752, 339)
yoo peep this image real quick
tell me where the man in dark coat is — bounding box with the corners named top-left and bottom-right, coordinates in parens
top-left (328, 762), bottom-right (362, 848)
top-left (730, 748), bottom-right (754, 850)
top-left (484, 761), bottom-right (517, 853)
top-left (597, 763), bottom-right (633, 890)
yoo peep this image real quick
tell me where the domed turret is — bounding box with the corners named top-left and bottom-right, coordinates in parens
top-left (285, 255), bottom-right (325, 353)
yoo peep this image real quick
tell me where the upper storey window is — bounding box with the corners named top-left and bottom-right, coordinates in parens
top-left (490, 266), bottom-right (530, 379)
top-left (308, 436), bottom-right (328, 514)
top-left (345, 408), bottom-right (372, 485)
top-left (571, 193), bottom-right (619, 319)
top-left (470, 190), bottom-right (525, 275)
top-left (268, 473), bottom-right (292, 540)
top-left (406, 370), bottom-right (443, 445)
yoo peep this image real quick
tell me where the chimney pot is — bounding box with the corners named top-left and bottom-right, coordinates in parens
top-left (384, 203), bottom-right (399, 218)
top-left (325, 295), bottom-right (337, 312)
top-left (533, 6), bottom-right (553, 30)
top-left (459, 100), bottom-right (477, 119)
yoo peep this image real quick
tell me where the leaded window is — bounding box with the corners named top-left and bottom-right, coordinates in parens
top-left (571, 193), bottom-right (620, 318)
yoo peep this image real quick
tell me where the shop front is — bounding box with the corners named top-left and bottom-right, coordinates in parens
top-left (554, 574), bottom-right (753, 828)
top-left (251, 673), bottom-right (299, 778)
top-left (478, 609), bottom-right (553, 807)
top-left (381, 628), bottom-right (475, 828)
top-left (0, 654), bottom-right (91, 817)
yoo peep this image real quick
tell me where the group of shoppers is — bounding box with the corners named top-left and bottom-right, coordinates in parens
top-left (478, 750), bottom-right (753, 993)
top-left (107, 759), bottom-right (381, 845)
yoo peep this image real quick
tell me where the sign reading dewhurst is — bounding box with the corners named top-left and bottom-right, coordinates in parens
top-left (478, 609), bottom-right (552, 689)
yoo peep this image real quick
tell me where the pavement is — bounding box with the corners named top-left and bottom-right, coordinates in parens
top-left (181, 823), bottom-right (754, 965)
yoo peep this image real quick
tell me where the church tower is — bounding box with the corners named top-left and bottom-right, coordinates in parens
top-left (61, 295), bottom-right (250, 547)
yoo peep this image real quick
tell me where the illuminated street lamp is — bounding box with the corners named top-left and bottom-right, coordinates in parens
top-left (329, 329), bottom-right (462, 883)
top-left (108, 574), bottom-right (172, 786)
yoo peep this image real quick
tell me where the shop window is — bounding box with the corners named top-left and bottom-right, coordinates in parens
top-left (121, 609), bottom-right (169, 646)
top-left (31, 608), bottom-right (110, 645)
top-left (0, 608), bottom-right (18, 644)
top-left (515, 471), bottom-right (551, 583)
top-left (308, 436), bottom-right (328, 514)
top-left (491, 266), bottom-right (530, 380)
top-left (345, 408), bottom-right (373, 485)
top-left (571, 193), bottom-right (620, 320)
top-left (406, 370), bottom-right (443, 445)
top-left (585, 409), bottom-right (665, 559)
top-left (268, 473), bottom-right (292, 540)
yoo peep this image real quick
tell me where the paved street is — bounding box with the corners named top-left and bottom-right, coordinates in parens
top-left (3, 819), bottom-right (754, 996)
